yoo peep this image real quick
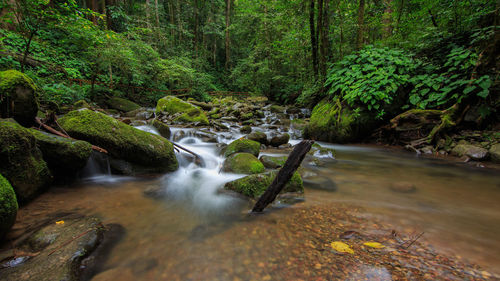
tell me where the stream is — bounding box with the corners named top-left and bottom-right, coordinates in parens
top-left (9, 109), bottom-right (500, 280)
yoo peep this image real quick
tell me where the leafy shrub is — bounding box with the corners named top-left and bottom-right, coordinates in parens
top-left (324, 46), bottom-right (417, 118)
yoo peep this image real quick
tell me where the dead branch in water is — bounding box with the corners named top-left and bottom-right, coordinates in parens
top-left (171, 141), bottom-right (204, 167)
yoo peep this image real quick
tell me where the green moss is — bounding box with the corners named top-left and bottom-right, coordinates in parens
top-left (247, 131), bottom-right (268, 145)
top-left (270, 105), bottom-right (285, 113)
top-left (156, 96), bottom-right (209, 125)
top-left (107, 97), bottom-right (141, 112)
top-left (0, 119), bottom-right (52, 202)
top-left (241, 112), bottom-right (253, 120)
top-left (29, 129), bottom-right (92, 176)
top-left (224, 139), bottom-right (260, 157)
top-left (151, 119), bottom-right (171, 139)
top-left (308, 143), bottom-right (336, 158)
top-left (223, 153), bottom-right (265, 174)
top-left (259, 155), bottom-right (287, 169)
top-left (74, 100), bottom-right (91, 109)
top-left (0, 70), bottom-right (40, 126)
top-left (224, 171), bottom-right (303, 199)
top-left (58, 109), bottom-right (178, 173)
top-left (0, 174), bottom-right (17, 239)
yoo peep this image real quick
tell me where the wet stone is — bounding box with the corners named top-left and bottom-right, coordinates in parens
top-left (389, 182), bottom-right (417, 193)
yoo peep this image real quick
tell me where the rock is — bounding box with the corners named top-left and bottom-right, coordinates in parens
top-left (241, 112), bottom-right (253, 121)
top-left (240, 125), bottom-right (252, 134)
top-left (308, 143), bottom-right (336, 158)
top-left (58, 109), bottom-right (178, 174)
top-left (151, 119), bottom-right (171, 139)
top-left (0, 174), bottom-right (17, 240)
top-left (270, 105), bottom-right (285, 113)
top-left (224, 170), bottom-right (303, 199)
top-left (0, 119), bottom-right (51, 202)
top-left (286, 107), bottom-right (301, 114)
top-left (192, 130), bottom-right (218, 143)
top-left (303, 99), bottom-right (377, 143)
top-left (270, 133), bottom-right (290, 147)
top-left (74, 100), bottom-right (91, 109)
top-left (389, 182), bottom-right (417, 193)
top-left (106, 97), bottom-right (141, 112)
top-left (29, 129), bottom-right (92, 178)
top-left (0, 215), bottom-right (106, 281)
top-left (280, 119), bottom-right (291, 127)
top-left (451, 144), bottom-right (488, 161)
top-left (489, 144), bottom-right (500, 163)
top-left (223, 153), bottom-right (265, 174)
top-left (156, 96), bottom-right (209, 125)
top-left (242, 119), bottom-right (255, 126)
top-left (0, 70), bottom-right (40, 126)
top-left (189, 100), bottom-right (213, 111)
top-left (259, 155), bottom-right (287, 169)
top-left (224, 139), bottom-right (260, 157)
top-left (255, 111), bottom-right (265, 118)
top-left (247, 131), bottom-right (268, 145)
top-left (421, 146), bottom-right (434, 154)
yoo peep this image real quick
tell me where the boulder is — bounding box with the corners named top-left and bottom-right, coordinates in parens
top-left (489, 144), bottom-right (500, 163)
top-left (224, 139), bottom-right (260, 157)
top-left (58, 109), bottom-right (178, 174)
top-left (29, 129), bottom-right (92, 178)
top-left (270, 105), bottom-right (285, 113)
top-left (0, 119), bottom-right (52, 202)
top-left (156, 96), bottom-right (209, 125)
top-left (308, 143), bottom-right (336, 158)
top-left (106, 97), bottom-right (141, 112)
top-left (451, 144), bottom-right (488, 160)
top-left (240, 125), bottom-right (252, 134)
top-left (223, 153), bottom-right (265, 174)
top-left (74, 100), bottom-right (91, 109)
top-left (303, 99), bottom-right (377, 143)
top-left (189, 100), bottom-right (213, 111)
top-left (259, 155), bottom-right (287, 169)
top-left (151, 119), bottom-right (171, 139)
top-left (270, 133), bottom-right (290, 147)
top-left (247, 131), bottom-right (268, 145)
top-left (224, 171), bottom-right (303, 199)
top-left (0, 174), bottom-right (17, 240)
top-left (0, 70), bottom-right (39, 126)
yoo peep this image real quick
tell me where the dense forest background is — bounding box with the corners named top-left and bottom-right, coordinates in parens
top-left (0, 0), bottom-right (498, 125)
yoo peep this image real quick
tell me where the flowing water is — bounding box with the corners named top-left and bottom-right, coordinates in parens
top-left (9, 115), bottom-right (500, 280)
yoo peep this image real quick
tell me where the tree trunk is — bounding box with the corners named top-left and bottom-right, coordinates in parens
top-left (145, 0), bottom-right (151, 28)
top-left (252, 140), bottom-right (314, 213)
top-left (225, 0), bottom-right (231, 70)
top-left (193, 0), bottom-right (198, 56)
top-left (428, 9), bottom-right (438, 28)
top-left (382, 0), bottom-right (393, 38)
top-left (309, 0), bottom-right (318, 77)
top-left (154, 0), bottom-right (160, 27)
top-left (319, 0), bottom-right (329, 77)
top-left (20, 31), bottom-right (35, 73)
top-left (356, 0), bottom-right (365, 50)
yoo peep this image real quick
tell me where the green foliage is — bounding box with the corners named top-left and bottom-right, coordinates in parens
top-left (325, 46), bottom-right (416, 118)
top-left (408, 46), bottom-right (492, 109)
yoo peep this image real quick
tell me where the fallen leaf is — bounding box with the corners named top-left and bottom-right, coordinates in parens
top-left (330, 241), bottom-right (354, 254)
top-left (363, 242), bottom-right (385, 249)
top-left (55, 220), bottom-right (64, 225)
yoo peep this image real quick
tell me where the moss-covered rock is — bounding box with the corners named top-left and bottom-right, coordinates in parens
top-left (259, 155), bottom-right (287, 169)
top-left (247, 131), bottom-right (268, 145)
top-left (224, 171), bottom-right (303, 199)
top-left (451, 144), bottom-right (488, 160)
top-left (308, 143), bottom-right (336, 158)
top-left (29, 129), bottom-right (92, 178)
top-left (0, 119), bottom-right (52, 202)
top-left (489, 144), bottom-right (500, 163)
top-left (224, 139), bottom-right (260, 157)
top-left (303, 98), bottom-right (376, 143)
top-left (106, 97), bottom-right (141, 112)
top-left (151, 119), bottom-right (171, 139)
top-left (0, 70), bottom-right (39, 126)
top-left (0, 174), bottom-right (17, 240)
top-left (74, 100), bottom-right (91, 109)
top-left (240, 125), bottom-right (252, 134)
top-left (223, 153), bottom-right (265, 174)
top-left (270, 105), bottom-right (285, 113)
top-left (156, 96), bottom-right (209, 125)
top-left (270, 133), bottom-right (290, 147)
top-left (58, 109), bottom-right (178, 174)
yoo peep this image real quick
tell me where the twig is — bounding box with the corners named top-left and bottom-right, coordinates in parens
top-left (47, 224), bottom-right (104, 256)
top-left (171, 141), bottom-right (204, 166)
top-left (398, 232), bottom-right (424, 249)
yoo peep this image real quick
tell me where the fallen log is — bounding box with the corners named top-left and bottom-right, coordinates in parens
top-left (170, 141), bottom-right (205, 167)
top-left (34, 117), bottom-right (108, 154)
top-left (252, 139), bottom-right (314, 212)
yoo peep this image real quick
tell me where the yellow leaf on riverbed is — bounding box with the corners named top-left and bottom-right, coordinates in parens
top-left (55, 220), bottom-right (64, 225)
top-left (363, 242), bottom-right (385, 249)
top-left (330, 241), bottom-right (354, 254)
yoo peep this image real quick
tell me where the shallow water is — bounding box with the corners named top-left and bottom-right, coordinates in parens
top-left (9, 126), bottom-right (500, 280)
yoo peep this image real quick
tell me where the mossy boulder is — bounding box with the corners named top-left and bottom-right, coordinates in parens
top-left (303, 99), bottom-right (376, 143)
top-left (240, 125), bottom-right (252, 134)
top-left (29, 129), bottom-right (92, 178)
top-left (74, 100), bottom-right (91, 109)
top-left (223, 153), bottom-right (265, 174)
top-left (259, 155), bottom-right (287, 169)
top-left (0, 119), bottom-right (52, 202)
top-left (451, 144), bottom-right (488, 160)
top-left (0, 174), bottom-right (17, 240)
top-left (308, 143), bottom-right (336, 158)
top-left (270, 133), bottom-right (290, 147)
top-left (224, 171), bottom-right (303, 199)
top-left (224, 139), bottom-right (260, 157)
top-left (156, 96), bottom-right (209, 125)
top-left (489, 144), bottom-right (500, 163)
top-left (58, 109), bottom-right (178, 174)
top-left (106, 97), bottom-right (141, 112)
top-left (151, 119), bottom-right (171, 139)
top-left (247, 131), bottom-right (268, 145)
top-left (0, 70), bottom-right (39, 126)
top-left (270, 105), bottom-right (285, 113)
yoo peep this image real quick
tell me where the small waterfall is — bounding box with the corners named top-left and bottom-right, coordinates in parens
top-left (79, 151), bottom-right (128, 184)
